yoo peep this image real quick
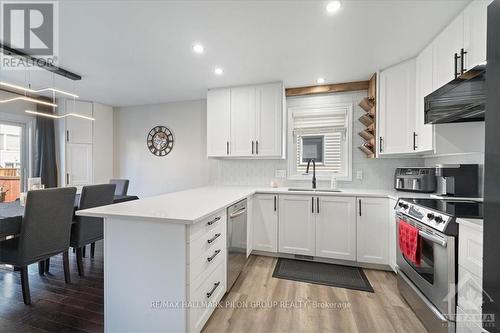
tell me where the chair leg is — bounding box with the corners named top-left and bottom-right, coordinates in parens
top-left (76, 247), bottom-right (84, 277)
top-left (38, 261), bottom-right (45, 276)
top-left (90, 242), bottom-right (95, 258)
top-left (63, 251), bottom-right (71, 284)
top-left (82, 245), bottom-right (86, 258)
top-left (45, 258), bottom-right (50, 273)
top-left (20, 266), bottom-right (31, 305)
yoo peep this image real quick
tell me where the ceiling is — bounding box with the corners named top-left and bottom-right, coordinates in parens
top-left (0, 0), bottom-right (470, 107)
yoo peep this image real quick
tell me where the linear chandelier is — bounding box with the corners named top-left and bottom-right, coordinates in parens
top-left (25, 110), bottom-right (95, 121)
top-left (0, 81), bottom-right (79, 98)
top-left (0, 96), bottom-right (57, 107)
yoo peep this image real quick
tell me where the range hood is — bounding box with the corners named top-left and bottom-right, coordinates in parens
top-left (424, 63), bottom-right (486, 124)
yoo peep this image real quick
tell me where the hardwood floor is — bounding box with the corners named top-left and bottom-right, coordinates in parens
top-left (203, 256), bottom-right (427, 333)
top-left (0, 247), bottom-right (425, 333)
top-left (0, 242), bottom-right (104, 333)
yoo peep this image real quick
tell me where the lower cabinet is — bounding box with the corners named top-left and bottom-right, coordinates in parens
top-left (356, 197), bottom-right (390, 265)
top-left (252, 194), bottom-right (278, 252)
top-left (278, 195), bottom-right (356, 260)
top-left (66, 143), bottom-right (93, 186)
top-left (278, 195), bottom-right (316, 256)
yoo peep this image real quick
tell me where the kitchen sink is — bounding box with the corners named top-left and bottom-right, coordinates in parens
top-left (287, 188), bottom-right (342, 193)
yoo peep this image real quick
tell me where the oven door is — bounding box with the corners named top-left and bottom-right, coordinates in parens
top-left (396, 214), bottom-right (456, 319)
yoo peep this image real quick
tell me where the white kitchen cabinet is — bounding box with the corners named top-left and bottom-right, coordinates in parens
top-left (278, 195), bottom-right (315, 256)
top-left (356, 197), bottom-right (389, 265)
top-left (415, 44), bottom-right (434, 152)
top-left (433, 13), bottom-right (464, 90)
top-left (388, 198), bottom-right (397, 272)
top-left (315, 196), bottom-right (356, 261)
top-left (207, 88), bottom-right (231, 157)
top-left (253, 194), bottom-right (278, 252)
top-left (65, 100), bottom-right (93, 144)
top-left (255, 83), bottom-right (283, 157)
top-left (230, 86), bottom-right (256, 157)
top-left (463, 0), bottom-right (492, 71)
top-left (66, 143), bottom-right (93, 186)
top-left (378, 58), bottom-right (416, 155)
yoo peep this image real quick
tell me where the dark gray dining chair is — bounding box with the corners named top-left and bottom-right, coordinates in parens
top-left (0, 187), bottom-right (77, 305)
top-left (71, 184), bottom-right (115, 277)
top-left (109, 179), bottom-right (129, 196)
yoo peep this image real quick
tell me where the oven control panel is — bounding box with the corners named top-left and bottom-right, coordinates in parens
top-left (395, 199), bottom-right (451, 233)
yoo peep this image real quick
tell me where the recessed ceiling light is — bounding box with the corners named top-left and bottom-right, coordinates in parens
top-left (326, 1), bottom-right (342, 14)
top-left (317, 77), bottom-right (326, 84)
top-left (192, 43), bottom-right (204, 54)
top-left (214, 67), bottom-right (224, 75)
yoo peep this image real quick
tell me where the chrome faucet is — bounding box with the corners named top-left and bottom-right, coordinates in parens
top-left (306, 159), bottom-right (317, 189)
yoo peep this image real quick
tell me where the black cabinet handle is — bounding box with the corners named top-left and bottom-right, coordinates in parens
top-left (207, 249), bottom-right (221, 262)
top-left (460, 48), bottom-right (467, 74)
top-left (316, 197), bottom-right (320, 214)
top-left (413, 132), bottom-right (417, 150)
top-left (274, 196), bottom-right (277, 212)
top-left (226, 141), bottom-right (229, 155)
top-left (206, 281), bottom-right (221, 298)
top-left (311, 197), bottom-right (314, 213)
top-left (379, 137), bottom-right (383, 153)
top-left (256, 140), bottom-right (259, 155)
top-left (66, 130), bottom-right (70, 142)
top-left (207, 233), bottom-right (221, 244)
top-left (251, 141), bottom-right (254, 154)
top-left (207, 216), bottom-right (221, 226)
top-left (359, 199), bottom-right (362, 216)
top-left (454, 53), bottom-right (460, 78)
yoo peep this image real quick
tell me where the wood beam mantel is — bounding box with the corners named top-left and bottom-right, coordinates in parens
top-left (285, 80), bottom-right (370, 97)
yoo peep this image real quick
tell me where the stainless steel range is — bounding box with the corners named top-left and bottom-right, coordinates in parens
top-left (395, 198), bottom-right (483, 333)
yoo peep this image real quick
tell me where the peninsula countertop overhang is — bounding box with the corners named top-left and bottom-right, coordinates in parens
top-left (76, 186), bottom-right (431, 224)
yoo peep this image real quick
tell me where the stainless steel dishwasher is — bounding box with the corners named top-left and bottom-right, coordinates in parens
top-left (227, 199), bottom-right (247, 291)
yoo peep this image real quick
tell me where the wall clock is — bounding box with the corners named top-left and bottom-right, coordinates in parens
top-left (147, 126), bottom-right (174, 157)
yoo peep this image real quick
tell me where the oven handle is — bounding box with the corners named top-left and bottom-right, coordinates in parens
top-left (418, 230), bottom-right (447, 248)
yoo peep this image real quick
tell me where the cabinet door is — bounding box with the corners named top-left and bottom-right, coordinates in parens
top-left (230, 86), bottom-right (256, 156)
top-left (253, 194), bottom-right (278, 252)
top-left (415, 44), bottom-right (434, 152)
top-left (315, 196), bottom-right (356, 261)
top-left (378, 58), bottom-right (416, 154)
top-left (66, 143), bottom-right (93, 186)
top-left (65, 100), bottom-right (93, 144)
top-left (388, 199), bottom-right (397, 272)
top-left (278, 195), bottom-right (315, 256)
top-left (207, 88), bottom-right (231, 157)
top-left (463, 0), bottom-right (490, 70)
top-left (433, 13), bottom-right (464, 89)
top-left (255, 83), bottom-right (282, 157)
top-left (356, 197), bottom-right (389, 265)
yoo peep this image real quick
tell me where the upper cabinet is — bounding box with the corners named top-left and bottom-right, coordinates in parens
top-left (65, 100), bottom-right (93, 144)
top-left (207, 82), bottom-right (284, 158)
top-left (378, 58), bottom-right (416, 155)
top-left (463, 0), bottom-right (491, 70)
top-left (415, 44), bottom-right (434, 153)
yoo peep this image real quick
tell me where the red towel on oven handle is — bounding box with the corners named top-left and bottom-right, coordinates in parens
top-left (398, 220), bottom-right (421, 266)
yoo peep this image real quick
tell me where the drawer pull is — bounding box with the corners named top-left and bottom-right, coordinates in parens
top-left (207, 249), bottom-right (221, 262)
top-left (207, 216), bottom-right (221, 226)
top-left (207, 233), bottom-right (221, 244)
top-left (206, 281), bottom-right (221, 299)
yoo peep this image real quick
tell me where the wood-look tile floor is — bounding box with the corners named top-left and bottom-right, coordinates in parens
top-left (203, 256), bottom-right (427, 333)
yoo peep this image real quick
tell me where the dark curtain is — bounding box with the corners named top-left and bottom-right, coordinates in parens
top-left (34, 103), bottom-right (58, 188)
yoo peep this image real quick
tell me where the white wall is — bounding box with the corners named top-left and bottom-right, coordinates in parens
top-left (93, 102), bottom-right (114, 184)
top-left (114, 99), bottom-right (210, 197)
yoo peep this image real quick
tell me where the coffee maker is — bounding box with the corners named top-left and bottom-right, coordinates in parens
top-left (435, 164), bottom-right (479, 197)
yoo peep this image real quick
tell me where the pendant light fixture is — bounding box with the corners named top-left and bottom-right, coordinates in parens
top-left (25, 110), bottom-right (95, 121)
top-left (0, 81), bottom-right (79, 98)
top-left (0, 96), bottom-right (57, 107)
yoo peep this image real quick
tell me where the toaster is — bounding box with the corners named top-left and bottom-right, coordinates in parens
top-left (394, 167), bottom-right (436, 193)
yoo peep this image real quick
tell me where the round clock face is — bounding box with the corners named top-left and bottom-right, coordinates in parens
top-left (147, 126), bottom-right (174, 157)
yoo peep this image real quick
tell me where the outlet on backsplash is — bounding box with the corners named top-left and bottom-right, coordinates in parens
top-left (275, 169), bottom-right (287, 179)
top-left (356, 170), bottom-right (363, 180)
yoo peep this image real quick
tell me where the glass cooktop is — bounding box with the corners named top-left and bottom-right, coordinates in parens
top-left (403, 198), bottom-right (483, 219)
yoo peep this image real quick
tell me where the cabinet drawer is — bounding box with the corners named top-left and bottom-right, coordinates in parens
top-left (188, 236), bottom-right (226, 283)
top-left (188, 220), bottom-right (225, 263)
top-left (459, 224), bottom-right (483, 278)
top-left (458, 265), bottom-right (483, 315)
top-left (456, 306), bottom-right (484, 333)
top-left (189, 210), bottom-right (226, 242)
top-left (188, 261), bottom-right (226, 333)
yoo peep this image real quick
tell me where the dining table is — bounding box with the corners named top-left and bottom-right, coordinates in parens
top-left (0, 194), bottom-right (139, 241)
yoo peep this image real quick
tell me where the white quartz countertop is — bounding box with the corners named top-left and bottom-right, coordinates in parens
top-left (457, 217), bottom-right (484, 230)
top-left (76, 186), bottom-right (432, 224)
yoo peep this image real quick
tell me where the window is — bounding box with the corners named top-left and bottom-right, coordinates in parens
top-left (287, 96), bottom-right (352, 180)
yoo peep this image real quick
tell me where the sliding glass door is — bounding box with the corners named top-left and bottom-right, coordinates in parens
top-left (0, 122), bottom-right (25, 202)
